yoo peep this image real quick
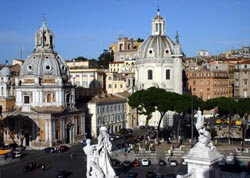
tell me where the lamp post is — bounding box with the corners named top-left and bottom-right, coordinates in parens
top-left (241, 116), bottom-right (247, 152)
top-left (191, 95), bottom-right (194, 147)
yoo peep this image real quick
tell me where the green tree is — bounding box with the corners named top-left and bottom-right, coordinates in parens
top-left (98, 49), bottom-right (114, 69)
top-left (128, 89), bottom-right (156, 126)
top-left (72, 56), bottom-right (88, 61)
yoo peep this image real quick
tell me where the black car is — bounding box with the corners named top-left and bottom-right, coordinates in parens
top-left (127, 172), bottom-right (137, 178)
top-left (42, 147), bottom-right (55, 153)
top-left (57, 170), bottom-right (71, 178)
top-left (159, 159), bottom-right (166, 166)
top-left (166, 173), bottom-right (176, 178)
top-left (146, 171), bottom-right (156, 178)
top-left (155, 172), bottom-right (164, 178)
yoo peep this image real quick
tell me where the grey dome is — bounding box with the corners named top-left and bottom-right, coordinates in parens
top-left (1, 66), bottom-right (10, 76)
top-left (20, 53), bottom-right (69, 82)
top-left (19, 19), bottom-right (69, 83)
top-left (137, 35), bottom-right (177, 59)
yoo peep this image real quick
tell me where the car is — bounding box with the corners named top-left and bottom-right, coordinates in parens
top-left (180, 159), bottom-right (187, 165)
top-left (123, 160), bottom-right (131, 167)
top-left (146, 171), bottom-right (156, 178)
top-left (166, 173), bottom-right (176, 178)
top-left (12, 150), bottom-right (22, 159)
top-left (169, 160), bottom-right (178, 167)
top-left (140, 125), bottom-right (145, 129)
top-left (127, 172), bottom-right (138, 178)
top-left (111, 159), bottom-right (122, 167)
top-left (155, 172), bottom-right (164, 178)
top-left (42, 147), bottom-right (55, 153)
top-left (133, 159), bottom-right (140, 167)
top-left (159, 159), bottom-right (166, 166)
top-left (57, 170), bottom-right (71, 178)
top-left (141, 158), bottom-right (150, 166)
top-left (59, 145), bottom-right (70, 152)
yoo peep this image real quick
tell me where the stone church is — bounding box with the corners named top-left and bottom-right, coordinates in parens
top-left (2, 19), bottom-right (85, 149)
top-left (135, 9), bottom-right (183, 127)
top-left (136, 8), bottom-right (183, 94)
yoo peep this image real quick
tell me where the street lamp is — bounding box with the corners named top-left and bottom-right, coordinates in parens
top-left (241, 116), bottom-right (247, 152)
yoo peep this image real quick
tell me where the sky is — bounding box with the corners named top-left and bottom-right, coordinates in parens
top-left (0, 0), bottom-right (250, 64)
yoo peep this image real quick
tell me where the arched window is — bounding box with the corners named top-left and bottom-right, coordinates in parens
top-left (166, 69), bottom-right (170, 80)
top-left (148, 70), bottom-right (153, 80)
top-left (47, 94), bottom-right (52, 102)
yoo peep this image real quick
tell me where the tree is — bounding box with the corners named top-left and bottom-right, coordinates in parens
top-left (72, 56), bottom-right (88, 61)
top-left (136, 38), bottom-right (144, 42)
top-left (98, 49), bottom-right (114, 69)
top-left (128, 89), bottom-right (156, 126)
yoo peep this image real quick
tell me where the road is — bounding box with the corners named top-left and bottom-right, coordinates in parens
top-left (0, 142), bottom-right (187, 178)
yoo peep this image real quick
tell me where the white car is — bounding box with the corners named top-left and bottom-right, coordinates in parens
top-left (141, 158), bottom-right (150, 166)
top-left (169, 160), bottom-right (178, 167)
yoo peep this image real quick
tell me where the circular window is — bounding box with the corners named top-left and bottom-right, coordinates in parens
top-left (45, 65), bottom-right (51, 71)
top-left (166, 50), bottom-right (169, 54)
top-left (149, 50), bottom-right (153, 54)
top-left (27, 65), bottom-right (33, 71)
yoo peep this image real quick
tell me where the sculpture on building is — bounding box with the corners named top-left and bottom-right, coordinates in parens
top-left (83, 127), bottom-right (117, 178)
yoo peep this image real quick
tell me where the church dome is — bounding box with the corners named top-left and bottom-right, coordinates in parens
top-left (1, 66), bottom-right (10, 76)
top-left (19, 19), bottom-right (69, 82)
top-left (137, 35), bottom-right (176, 58)
top-left (137, 9), bottom-right (182, 59)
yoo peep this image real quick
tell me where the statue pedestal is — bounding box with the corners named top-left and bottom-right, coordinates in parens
top-left (184, 143), bottom-right (223, 178)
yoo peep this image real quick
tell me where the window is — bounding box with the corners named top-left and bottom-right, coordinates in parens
top-left (24, 96), bottom-right (30, 104)
top-left (148, 70), bottom-right (153, 80)
top-left (120, 84), bottom-right (123, 88)
top-left (193, 80), bottom-right (196, 85)
top-left (108, 84), bottom-right (112, 88)
top-left (166, 69), bottom-right (170, 80)
top-left (114, 84), bottom-right (117, 88)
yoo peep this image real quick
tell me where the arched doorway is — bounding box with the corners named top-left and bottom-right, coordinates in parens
top-left (65, 122), bottom-right (73, 144)
top-left (3, 115), bottom-right (38, 147)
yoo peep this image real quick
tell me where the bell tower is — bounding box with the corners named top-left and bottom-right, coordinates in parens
top-left (151, 8), bottom-right (166, 36)
top-left (34, 17), bottom-right (54, 52)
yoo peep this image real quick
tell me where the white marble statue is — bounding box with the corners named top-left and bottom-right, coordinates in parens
top-left (195, 108), bottom-right (214, 150)
top-left (97, 126), bottom-right (116, 178)
top-left (83, 127), bottom-right (117, 178)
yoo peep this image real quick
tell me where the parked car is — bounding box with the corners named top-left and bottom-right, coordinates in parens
top-left (166, 173), bottom-right (176, 178)
top-left (146, 171), bottom-right (156, 178)
top-left (123, 160), bottom-right (131, 167)
top-left (141, 158), bottom-right (150, 166)
top-left (111, 159), bottom-right (122, 167)
top-left (159, 159), bottom-right (166, 166)
top-left (133, 159), bottom-right (140, 167)
top-left (155, 172), bottom-right (164, 178)
top-left (180, 159), bottom-right (187, 165)
top-left (169, 160), bottom-right (178, 167)
top-left (12, 150), bottom-right (22, 159)
top-left (127, 172), bottom-right (138, 178)
top-left (42, 147), bottom-right (55, 153)
top-left (59, 145), bottom-right (70, 152)
top-left (57, 170), bottom-right (71, 178)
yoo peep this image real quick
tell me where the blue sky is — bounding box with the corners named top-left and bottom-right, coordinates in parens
top-left (0, 0), bottom-right (249, 63)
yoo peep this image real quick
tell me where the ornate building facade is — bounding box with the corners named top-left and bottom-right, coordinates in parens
top-left (2, 19), bottom-right (85, 149)
top-left (135, 9), bottom-right (183, 127)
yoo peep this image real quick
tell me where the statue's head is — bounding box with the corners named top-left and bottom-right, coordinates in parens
top-left (86, 139), bottom-right (91, 145)
top-left (99, 126), bottom-right (107, 133)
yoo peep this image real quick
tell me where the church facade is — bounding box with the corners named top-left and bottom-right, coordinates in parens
top-left (2, 19), bottom-right (85, 149)
top-left (136, 9), bottom-right (183, 94)
top-left (135, 9), bottom-right (183, 127)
